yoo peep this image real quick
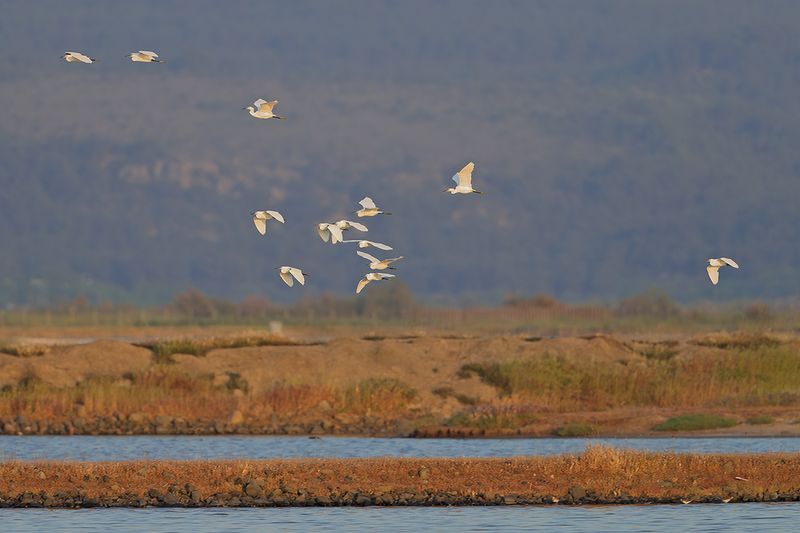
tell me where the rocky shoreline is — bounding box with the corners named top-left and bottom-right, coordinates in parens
top-left (2, 449), bottom-right (799, 508)
top-left (4, 487), bottom-right (799, 508)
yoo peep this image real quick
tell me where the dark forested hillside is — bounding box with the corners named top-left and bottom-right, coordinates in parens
top-left (1, 1), bottom-right (799, 305)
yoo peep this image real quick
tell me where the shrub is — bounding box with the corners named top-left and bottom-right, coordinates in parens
top-left (457, 363), bottom-right (512, 395)
top-left (744, 302), bottom-right (773, 321)
top-left (447, 407), bottom-right (538, 431)
top-left (225, 372), bottom-right (249, 393)
top-left (617, 289), bottom-right (680, 318)
top-left (653, 414), bottom-right (737, 431)
top-left (691, 332), bottom-right (782, 350)
top-left (746, 415), bottom-right (774, 425)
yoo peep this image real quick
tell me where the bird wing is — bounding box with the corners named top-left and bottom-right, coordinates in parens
top-left (720, 257), bottom-right (739, 269)
top-left (359, 197), bottom-right (377, 209)
top-left (258, 100), bottom-right (278, 113)
top-left (289, 268), bottom-right (305, 285)
top-left (357, 250), bottom-right (380, 263)
top-left (348, 221), bottom-right (369, 232)
top-left (279, 270), bottom-right (294, 287)
top-left (328, 224), bottom-right (343, 243)
top-left (368, 241), bottom-right (393, 251)
top-left (457, 162), bottom-right (475, 187)
top-left (139, 51), bottom-right (159, 58)
top-left (265, 210), bottom-right (284, 223)
top-left (356, 277), bottom-right (370, 294)
top-left (377, 273), bottom-right (396, 280)
top-left (706, 266), bottom-right (719, 285)
top-left (253, 217), bottom-right (267, 235)
top-left (386, 256), bottom-right (404, 264)
top-left (71, 52), bottom-right (92, 63)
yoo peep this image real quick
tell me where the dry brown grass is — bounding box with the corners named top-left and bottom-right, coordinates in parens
top-left (0, 368), bottom-right (418, 426)
top-left (1, 447), bottom-right (799, 502)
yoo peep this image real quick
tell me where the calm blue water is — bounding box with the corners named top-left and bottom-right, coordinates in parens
top-left (1, 436), bottom-right (800, 461)
top-left (1, 504), bottom-right (798, 532)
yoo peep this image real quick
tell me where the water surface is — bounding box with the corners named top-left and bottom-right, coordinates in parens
top-left (2, 436), bottom-right (800, 461)
top-left (2, 504), bottom-right (798, 532)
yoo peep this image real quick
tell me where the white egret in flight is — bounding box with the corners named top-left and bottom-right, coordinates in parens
top-left (356, 272), bottom-right (395, 294)
top-left (245, 99), bottom-right (284, 119)
top-left (251, 210), bottom-right (285, 235)
top-left (355, 197), bottom-right (391, 218)
top-left (278, 266), bottom-right (308, 287)
top-left (317, 223), bottom-right (344, 244)
top-left (336, 220), bottom-right (368, 233)
top-left (128, 50), bottom-right (164, 63)
top-left (706, 257), bottom-right (739, 285)
top-left (444, 162), bottom-right (482, 194)
top-left (62, 51), bottom-right (96, 64)
top-left (357, 251), bottom-right (404, 270)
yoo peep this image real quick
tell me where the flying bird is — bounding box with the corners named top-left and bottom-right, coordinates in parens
top-left (62, 51), bottom-right (96, 64)
top-left (342, 239), bottom-right (393, 251)
top-left (357, 250), bottom-right (404, 270)
top-left (444, 162), bottom-right (482, 194)
top-left (355, 197), bottom-right (391, 217)
top-left (277, 266), bottom-right (308, 287)
top-left (706, 257), bottom-right (739, 285)
top-left (356, 272), bottom-right (395, 294)
top-left (128, 50), bottom-right (163, 63)
top-left (251, 210), bottom-right (285, 235)
top-left (245, 99), bottom-right (284, 119)
top-left (336, 220), bottom-right (368, 233)
top-left (317, 222), bottom-right (344, 244)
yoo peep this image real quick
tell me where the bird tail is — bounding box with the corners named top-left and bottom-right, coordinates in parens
top-left (274, 115), bottom-right (285, 120)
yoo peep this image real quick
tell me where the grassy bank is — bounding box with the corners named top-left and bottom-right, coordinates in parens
top-left (2, 447), bottom-right (800, 507)
top-left (1, 332), bottom-right (800, 437)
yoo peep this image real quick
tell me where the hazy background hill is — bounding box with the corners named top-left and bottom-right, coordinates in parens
top-left (2, 0), bottom-right (799, 306)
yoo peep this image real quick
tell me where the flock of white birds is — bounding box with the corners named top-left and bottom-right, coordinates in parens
top-left (62, 48), bottom-right (738, 293)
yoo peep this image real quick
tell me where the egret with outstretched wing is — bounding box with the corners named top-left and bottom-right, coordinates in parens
top-left (278, 266), bottom-right (308, 287)
top-left (355, 197), bottom-right (391, 217)
top-left (356, 250), bottom-right (404, 270)
top-left (706, 257), bottom-right (739, 285)
top-left (356, 272), bottom-right (395, 294)
top-left (251, 210), bottom-right (285, 235)
top-left (245, 99), bottom-right (284, 119)
top-left (444, 162), bottom-right (482, 194)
